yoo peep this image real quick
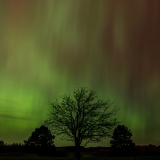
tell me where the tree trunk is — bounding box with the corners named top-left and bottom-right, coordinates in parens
top-left (75, 147), bottom-right (81, 160)
top-left (75, 138), bottom-right (81, 160)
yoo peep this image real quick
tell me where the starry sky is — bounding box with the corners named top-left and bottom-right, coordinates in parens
top-left (0, 0), bottom-right (160, 147)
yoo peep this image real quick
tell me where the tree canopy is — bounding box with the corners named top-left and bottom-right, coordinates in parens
top-left (44, 86), bottom-right (119, 160)
top-left (0, 140), bottom-right (4, 146)
top-left (110, 124), bottom-right (135, 149)
top-left (24, 125), bottom-right (55, 147)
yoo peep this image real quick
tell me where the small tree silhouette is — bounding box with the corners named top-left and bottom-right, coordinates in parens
top-left (24, 125), bottom-right (56, 155)
top-left (110, 125), bottom-right (135, 156)
top-left (110, 125), bottom-right (135, 149)
top-left (0, 140), bottom-right (4, 153)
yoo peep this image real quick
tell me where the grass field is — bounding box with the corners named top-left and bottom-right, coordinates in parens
top-left (0, 157), bottom-right (160, 160)
top-left (0, 152), bottom-right (160, 160)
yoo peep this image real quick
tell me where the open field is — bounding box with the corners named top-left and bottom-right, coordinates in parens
top-left (0, 152), bottom-right (160, 160)
top-left (0, 155), bottom-right (160, 160)
top-left (0, 157), bottom-right (160, 160)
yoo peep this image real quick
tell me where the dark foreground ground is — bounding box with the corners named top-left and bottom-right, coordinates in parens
top-left (0, 152), bottom-right (160, 160)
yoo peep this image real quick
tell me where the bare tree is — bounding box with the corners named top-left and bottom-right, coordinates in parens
top-left (44, 87), bottom-right (119, 160)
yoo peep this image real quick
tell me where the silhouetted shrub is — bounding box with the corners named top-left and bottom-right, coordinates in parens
top-left (0, 140), bottom-right (5, 153)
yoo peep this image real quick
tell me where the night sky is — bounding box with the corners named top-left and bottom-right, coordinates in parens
top-left (0, 0), bottom-right (160, 147)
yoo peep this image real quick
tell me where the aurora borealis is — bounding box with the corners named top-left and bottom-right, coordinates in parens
top-left (0, 0), bottom-right (160, 147)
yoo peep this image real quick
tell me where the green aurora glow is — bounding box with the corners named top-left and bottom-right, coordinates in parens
top-left (0, 0), bottom-right (160, 146)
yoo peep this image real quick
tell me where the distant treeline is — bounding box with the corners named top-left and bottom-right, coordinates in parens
top-left (0, 142), bottom-right (160, 157)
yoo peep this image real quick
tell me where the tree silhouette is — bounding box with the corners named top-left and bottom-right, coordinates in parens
top-left (24, 125), bottom-right (56, 155)
top-left (0, 140), bottom-right (4, 146)
top-left (0, 140), bottom-right (4, 153)
top-left (110, 124), bottom-right (135, 153)
top-left (44, 86), bottom-right (119, 160)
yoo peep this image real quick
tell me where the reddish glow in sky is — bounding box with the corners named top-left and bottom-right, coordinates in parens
top-left (0, 0), bottom-right (160, 146)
